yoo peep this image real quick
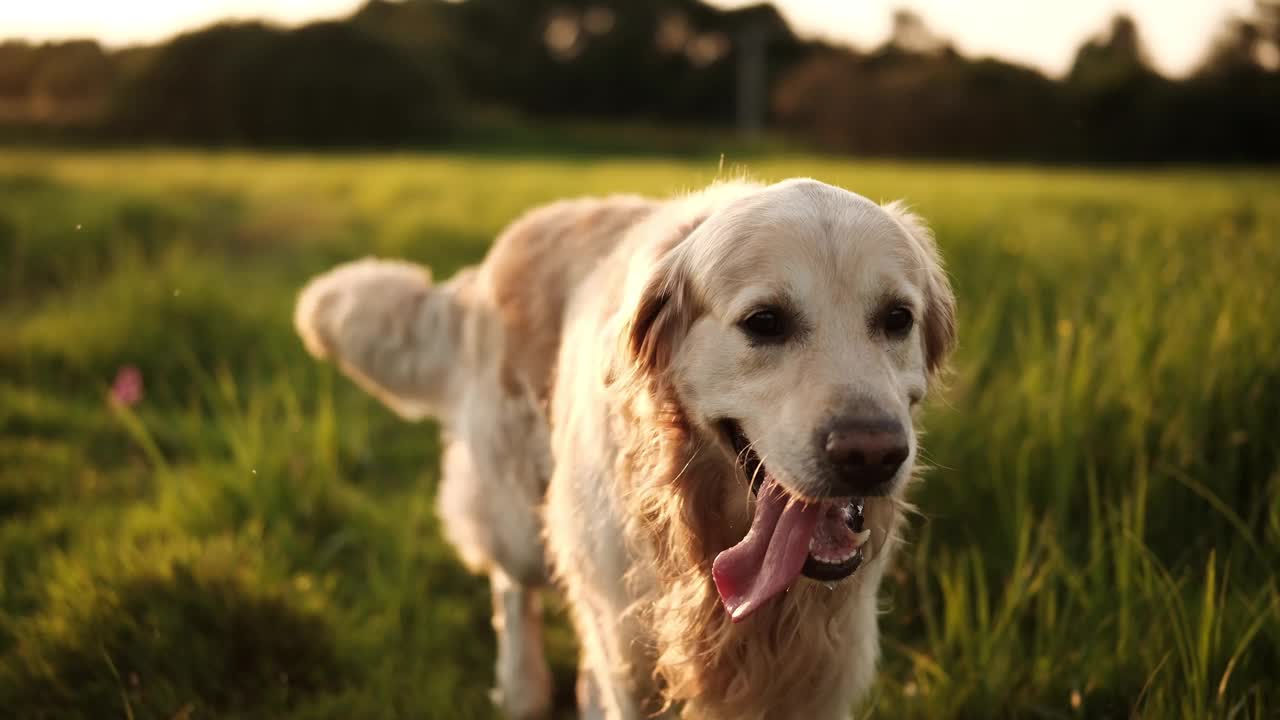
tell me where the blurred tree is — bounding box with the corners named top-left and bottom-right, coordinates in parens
top-left (350, 0), bottom-right (459, 102)
top-left (1199, 0), bottom-right (1280, 74)
top-left (437, 0), bottom-right (807, 123)
top-left (1068, 15), bottom-right (1149, 83)
top-left (29, 41), bottom-right (115, 122)
top-left (0, 42), bottom-right (40, 101)
top-left (888, 9), bottom-right (951, 57)
top-left (2, 0), bottom-right (1277, 159)
top-left (1063, 14), bottom-right (1171, 161)
top-left (1176, 0), bottom-right (1280, 161)
top-left (1263, 0), bottom-right (1280, 68)
top-left (773, 12), bottom-right (1065, 160)
top-left (110, 23), bottom-right (280, 143)
top-left (0, 41), bottom-right (114, 126)
top-left (110, 21), bottom-right (454, 145)
top-left (237, 21), bottom-right (455, 145)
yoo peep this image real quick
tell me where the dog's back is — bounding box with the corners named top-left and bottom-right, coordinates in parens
top-left (482, 195), bottom-right (657, 405)
top-left (294, 194), bottom-right (656, 420)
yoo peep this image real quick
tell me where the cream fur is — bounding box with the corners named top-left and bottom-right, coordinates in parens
top-left (295, 178), bottom-right (956, 720)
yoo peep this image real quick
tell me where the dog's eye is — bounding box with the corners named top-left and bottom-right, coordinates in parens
top-left (882, 306), bottom-right (914, 337)
top-left (740, 308), bottom-right (789, 343)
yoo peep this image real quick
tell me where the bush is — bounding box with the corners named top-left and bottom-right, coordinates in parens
top-left (111, 22), bottom-right (455, 146)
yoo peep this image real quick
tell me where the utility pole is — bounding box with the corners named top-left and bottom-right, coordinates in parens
top-left (736, 19), bottom-right (766, 139)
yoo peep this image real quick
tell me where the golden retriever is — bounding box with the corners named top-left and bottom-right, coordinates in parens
top-left (294, 178), bottom-right (956, 719)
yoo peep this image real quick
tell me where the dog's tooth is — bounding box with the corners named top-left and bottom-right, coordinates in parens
top-left (850, 529), bottom-right (871, 548)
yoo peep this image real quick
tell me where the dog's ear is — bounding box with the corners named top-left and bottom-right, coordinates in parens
top-left (883, 201), bottom-right (957, 374)
top-left (627, 253), bottom-right (692, 377)
top-left (616, 215), bottom-right (706, 381)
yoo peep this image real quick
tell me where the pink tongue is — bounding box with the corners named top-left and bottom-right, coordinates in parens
top-left (712, 479), bottom-right (821, 622)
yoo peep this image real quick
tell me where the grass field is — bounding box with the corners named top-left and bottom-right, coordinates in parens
top-left (0, 148), bottom-right (1277, 719)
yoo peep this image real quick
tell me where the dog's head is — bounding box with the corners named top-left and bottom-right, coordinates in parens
top-left (624, 178), bottom-right (955, 621)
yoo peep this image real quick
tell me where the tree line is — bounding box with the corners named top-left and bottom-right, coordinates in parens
top-left (1, 0), bottom-right (1276, 161)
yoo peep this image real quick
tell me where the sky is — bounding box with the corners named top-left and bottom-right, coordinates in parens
top-left (0, 0), bottom-right (1258, 77)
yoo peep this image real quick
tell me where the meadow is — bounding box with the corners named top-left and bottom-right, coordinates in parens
top-left (0, 148), bottom-right (1276, 719)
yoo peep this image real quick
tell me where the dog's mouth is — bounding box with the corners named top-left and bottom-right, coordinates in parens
top-left (712, 420), bottom-right (871, 622)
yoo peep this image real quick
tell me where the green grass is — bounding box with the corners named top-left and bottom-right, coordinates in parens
top-left (0, 148), bottom-right (1276, 719)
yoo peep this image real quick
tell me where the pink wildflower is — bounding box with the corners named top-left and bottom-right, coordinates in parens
top-left (110, 365), bottom-right (144, 407)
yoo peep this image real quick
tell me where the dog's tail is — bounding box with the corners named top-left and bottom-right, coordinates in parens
top-left (295, 257), bottom-right (485, 422)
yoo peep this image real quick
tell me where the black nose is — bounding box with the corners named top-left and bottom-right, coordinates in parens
top-left (823, 417), bottom-right (909, 495)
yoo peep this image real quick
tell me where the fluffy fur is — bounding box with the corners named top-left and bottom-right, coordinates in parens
top-left (295, 178), bottom-right (956, 719)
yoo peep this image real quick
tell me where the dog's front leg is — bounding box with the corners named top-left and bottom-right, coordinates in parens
top-left (575, 656), bottom-right (605, 720)
top-left (490, 569), bottom-right (552, 720)
top-left (550, 527), bottom-right (676, 720)
top-left (570, 607), bottom-right (668, 720)
top-left (545, 473), bottom-right (666, 720)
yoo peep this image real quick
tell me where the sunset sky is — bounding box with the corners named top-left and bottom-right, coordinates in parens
top-left (0, 0), bottom-right (1257, 77)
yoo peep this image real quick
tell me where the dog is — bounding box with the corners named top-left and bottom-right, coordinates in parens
top-left (294, 178), bottom-right (956, 719)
